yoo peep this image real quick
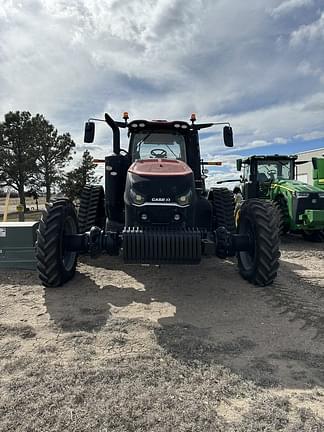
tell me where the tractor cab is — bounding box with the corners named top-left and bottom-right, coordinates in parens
top-left (237, 155), bottom-right (296, 199)
top-left (84, 113), bottom-right (233, 229)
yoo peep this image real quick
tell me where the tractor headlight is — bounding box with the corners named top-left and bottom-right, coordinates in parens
top-left (130, 189), bottom-right (145, 205)
top-left (319, 193), bottom-right (324, 199)
top-left (176, 190), bottom-right (192, 206)
top-left (296, 192), bottom-right (310, 198)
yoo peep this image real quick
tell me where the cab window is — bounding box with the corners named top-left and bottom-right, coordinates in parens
top-left (257, 160), bottom-right (293, 182)
top-left (131, 132), bottom-right (186, 162)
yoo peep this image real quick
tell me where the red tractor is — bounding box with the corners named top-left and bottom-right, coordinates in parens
top-left (36, 113), bottom-right (280, 287)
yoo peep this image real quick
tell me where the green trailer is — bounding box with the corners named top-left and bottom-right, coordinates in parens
top-left (232, 155), bottom-right (324, 242)
top-left (313, 157), bottom-right (324, 190)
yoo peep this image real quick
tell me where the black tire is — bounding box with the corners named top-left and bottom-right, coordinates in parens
top-left (208, 188), bottom-right (235, 233)
top-left (275, 196), bottom-right (290, 234)
top-left (302, 230), bottom-right (324, 242)
top-left (36, 200), bottom-right (78, 287)
top-left (237, 199), bottom-right (280, 286)
top-left (271, 201), bottom-right (284, 236)
top-left (78, 185), bottom-right (105, 233)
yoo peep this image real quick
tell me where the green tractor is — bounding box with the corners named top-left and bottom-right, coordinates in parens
top-left (312, 157), bottom-right (324, 191)
top-left (232, 155), bottom-right (324, 242)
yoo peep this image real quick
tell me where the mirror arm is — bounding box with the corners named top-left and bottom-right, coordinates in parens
top-left (88, 117), bottom-right (106, 122)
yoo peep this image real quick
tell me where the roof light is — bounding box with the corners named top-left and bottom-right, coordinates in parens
top-left (139, 123), bottom-right (145, 127)
top-left (174, 123), bottom-right (181, 128)
top-left (181, 124), bottom-right (188, 129)
top-left (131, 123), bottom-right (138, 128)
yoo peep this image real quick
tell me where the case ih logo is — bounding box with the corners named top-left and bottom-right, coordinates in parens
top-left (151, 197), bottom-right (171, 202)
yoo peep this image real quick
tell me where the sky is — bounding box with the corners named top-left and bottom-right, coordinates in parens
top-left (1, 0), bottom-right (324, 184)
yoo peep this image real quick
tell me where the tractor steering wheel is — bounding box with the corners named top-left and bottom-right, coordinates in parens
top-left (266, 169), bottom-right (277, 180)
top-left (150, 148), bottom-right (167, 158)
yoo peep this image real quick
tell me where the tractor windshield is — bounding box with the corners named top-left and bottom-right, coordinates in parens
top-left (256, 160), bottom-right (293, 182)
top-left (131, 132), bottom-right (186, 162)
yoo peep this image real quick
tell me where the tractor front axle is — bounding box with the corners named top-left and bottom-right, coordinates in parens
top-left (64, 226), bottom-right (252, 262)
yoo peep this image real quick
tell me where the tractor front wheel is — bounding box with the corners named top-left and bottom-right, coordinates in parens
top-left (36, 200), bottom-right (78, 287)
top-left (237, 199), bottom-right (280, 286)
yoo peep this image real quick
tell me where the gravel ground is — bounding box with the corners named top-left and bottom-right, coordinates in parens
top-left (0, 234), bottom-right (323, 431)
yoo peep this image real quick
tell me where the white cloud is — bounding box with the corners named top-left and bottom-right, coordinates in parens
top-left (294, 130), bottom-right (324, 140)
top-left (270, 0), bottom-right (314, 18)
top-left (290, 11), bottom-right (324, 45)
top-left (0, 0), bottom-right (324, 164)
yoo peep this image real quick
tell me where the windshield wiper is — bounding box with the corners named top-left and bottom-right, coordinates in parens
top-left (165, 143), bottom-right (178, 159)
top-left (136, 132), bottom-right (153, 153)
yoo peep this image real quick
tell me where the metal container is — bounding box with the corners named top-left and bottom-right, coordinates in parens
top-left (0, 222), bottom-right (38, 269)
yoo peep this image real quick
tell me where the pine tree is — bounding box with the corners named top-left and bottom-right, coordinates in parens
top-left (32, 114), bottom-right (75, 201)
top-left (60, 150), bottom-right (102, 201)
top-left (0, 111), bottom-right (37, 210)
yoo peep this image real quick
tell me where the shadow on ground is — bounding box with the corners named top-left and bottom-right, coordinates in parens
top-left (41, 238), bottom-right (324, 391)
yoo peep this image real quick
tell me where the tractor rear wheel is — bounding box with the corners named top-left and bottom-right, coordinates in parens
top-left (237, 199), bottom-right (280, 286)
top-left (78, 185), bottom-right (105, 233)
top-left (209, 188), bottom-right (235, 257)
top-left (302, 230), bottom-right (324, 242)
top-left (36, 200), bottom-right (78, 287)
top-left (209, 187), bottom-right (235, 233)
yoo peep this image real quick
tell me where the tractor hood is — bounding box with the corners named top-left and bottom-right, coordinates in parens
top-left (125, 159), bottom-right (195, 207)
top-left (271, 179), bottom-right (324, 193)
top-left (128, 159), bottom-right (192, 177)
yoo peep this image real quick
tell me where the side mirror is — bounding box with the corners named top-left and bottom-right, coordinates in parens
top-left (236, 159), bottom-right (242, 171)
top-left (223, 126), bottom-right (233, 147)
top-left (84, 121), bottom-right (95, 143)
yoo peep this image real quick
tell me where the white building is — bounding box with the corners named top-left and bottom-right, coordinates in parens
top-left (296, 147), bottom-right (324, 185)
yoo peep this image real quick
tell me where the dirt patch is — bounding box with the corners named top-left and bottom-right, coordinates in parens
top-left (0, 234), bottom-right (323, 430)
top-left (0, 323), bottom-right (36, 339)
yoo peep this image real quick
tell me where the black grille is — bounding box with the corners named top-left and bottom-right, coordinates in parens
top-left (123, 227), bottom-right (201, 264)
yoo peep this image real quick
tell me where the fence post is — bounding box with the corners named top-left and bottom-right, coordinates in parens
top-left (16, 204), bottom-right (25, 222)
top-left (3, 189), bottom-right (11, 222)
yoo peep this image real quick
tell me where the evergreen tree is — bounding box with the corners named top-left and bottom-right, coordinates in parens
top-left (0, 111), bottom-right (75, 209)
top-left (60, 150), bottom-right (101, 201)
top-left (0, 111), bottom-right (37, 210)
top-left (32, 114), bottom-right (75, 201)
